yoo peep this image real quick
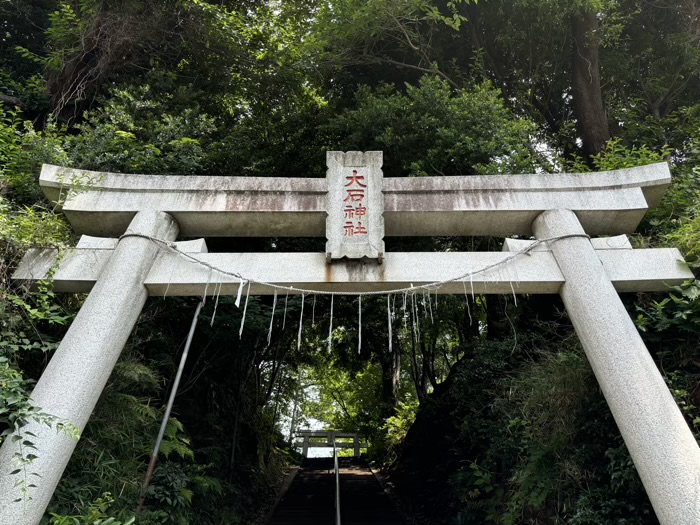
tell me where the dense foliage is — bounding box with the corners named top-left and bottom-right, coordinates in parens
top-left (1, 0), bottom-right (700, 523)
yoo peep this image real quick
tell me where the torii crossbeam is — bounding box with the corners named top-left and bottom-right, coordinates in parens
top-left (1, 153), bottom-right (698, 525)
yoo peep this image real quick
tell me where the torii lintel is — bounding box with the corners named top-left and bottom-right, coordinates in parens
top-left (39, 160), bottom-right (671, 238)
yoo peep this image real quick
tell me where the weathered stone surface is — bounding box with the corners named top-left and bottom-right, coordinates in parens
top-left (76, 235), bottom-right (208, 253)
top-left (14, 246), bottom-right (692, 295)
top-left (502, 234), bottom-right (633, 252)
top-left (12, 237), bottom-right (208, 293)
top-left (39, 162), bottom-right (671, 237)
top-left (533, 209), bottom-right (700, 525)
top-left (325, 151), bottom-right (385, 261)
top-left (0, 211), bottom-right (179, 525)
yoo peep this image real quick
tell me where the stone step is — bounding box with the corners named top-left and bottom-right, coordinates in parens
top-left (267, 458), bottom-right (404, 525)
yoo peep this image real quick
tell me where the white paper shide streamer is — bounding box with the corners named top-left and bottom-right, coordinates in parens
top-left (298, 294), bottom-right (305, 351)
top-left (267, 290), bottom-right (278, 346)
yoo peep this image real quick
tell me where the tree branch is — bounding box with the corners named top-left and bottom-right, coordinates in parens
top-left (370, 55), bottom-right (460, 89)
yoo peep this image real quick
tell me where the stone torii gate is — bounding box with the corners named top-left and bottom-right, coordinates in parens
top-left (295, 431), bottom-right (368, 458)
top-left (1, 152), bottom-right (699, 524)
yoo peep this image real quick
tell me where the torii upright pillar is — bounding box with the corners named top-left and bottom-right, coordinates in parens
top-left (0, 211), bottom-right (178, 525)
top-left (533, 209), bottom-right (700, 524)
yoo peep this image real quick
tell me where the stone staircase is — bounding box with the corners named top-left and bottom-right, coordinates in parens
top-left (267, 457), bottom-right (404, 525)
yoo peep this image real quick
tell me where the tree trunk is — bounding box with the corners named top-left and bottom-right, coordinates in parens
top-left (485, 295), bottom-right (512, 340)
top-left (391, 336), bottom-right (401, 399)
top-left (288, 393), bottom-right (299, 445)
top-left (421, 336), bottom-right (438, 389)
top-left (379, 333), bottom-right (402, 415)
top-left (407, 316), bottom-right (428, 401)
top-left (229, 407), bottom-right (240, 476)
top-left (572, 10), bottom-right (610, 159)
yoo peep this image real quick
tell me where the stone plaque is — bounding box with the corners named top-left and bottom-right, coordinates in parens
top-left (326, 151), bottom-right (385, 262)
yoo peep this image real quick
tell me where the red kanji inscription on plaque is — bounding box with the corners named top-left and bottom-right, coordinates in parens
top-left (345, 169), bottom-right (367, 188)
top-left (343, 189), bottom-right (365, 202)
top-left (344, 221), bottom-right (355, 236)
top-left (344, 221), bottom-right (368, 236)
top-left (353, 221), bottom-right (368, 235)
top-left (341, 168), bottom-right (370, 238)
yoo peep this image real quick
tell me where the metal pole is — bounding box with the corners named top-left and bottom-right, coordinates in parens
top-left (334, 437), bottom-right (341, 525)
top-left (139, 297), bottom-right (205, 504)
